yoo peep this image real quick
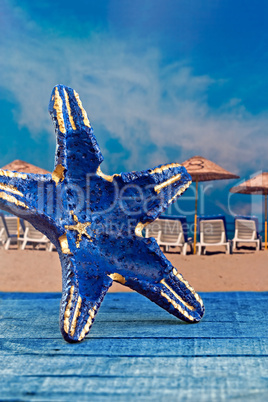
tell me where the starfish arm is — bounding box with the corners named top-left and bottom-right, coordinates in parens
top-left (103, 236), bottom-right (204, 323)
top-left (49, 85), bottom-right (104, 180)
top-left (0, 171), bottom-right (52, 220)
top-left (58, 252), bottom-right (113, 343)
top-left (127, 265), bottom-right (204, 323)
top-left (0, 85), bottom-right (204, 342)
top-left (118, 163), bottom-right (192, 223)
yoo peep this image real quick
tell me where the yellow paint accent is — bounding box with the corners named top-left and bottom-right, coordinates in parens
top-left (65, 211), bottom-right (92, 248)
top-left (70, 296), bottom-right (82, 337)
top-left (108, 273), bottom-right (126, 284)
top-left (78, 319), bottom-right (92, 341)
top-left (96, 166), bottom-right (114, 182)
top-left (172, 267), bottom-right (203, 307)
top-left (172, 268), bottom-right (195, 293)
top-left (59, 233), bottom-right (72, 255)
top-left (135, 221), bottom-right (149, 238)
top-left (0, 170), bottom-right (27, 179)
top-left (74, 90), bottom-right (91, 128)
top-left (63, 89), bottom-right (76, 130)
top-left (160, 279), bottom-right (195, 311)
top-left (149, 163), bottom-right (181, 175)
top-left (54, 87), bottom-right (66, 133)
top-left (0, 192), bottom-right (28, 209)
top-left (160, 290), bottom-right (194, 321)
top-left (96, 166), bottom-right (120, 183)
top-left (168, 180), bottom-right (191, 204)
top-left (64, 286), bottom-right (74, 334)
top-left (78, 308), bottom-right (97, 341)
top-left (154, 173), bottom-right (182, 194)
top-left (52, 164), bottom-right (65, 186)
top-left (0, 183), bottom-right (24, 197)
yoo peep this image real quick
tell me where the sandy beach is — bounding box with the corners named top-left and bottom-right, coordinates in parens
top-left (0, 245), bottom-right (267, 293)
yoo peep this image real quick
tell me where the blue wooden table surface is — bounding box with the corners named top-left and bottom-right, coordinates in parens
top-left (0, 292), bottom-right (268, 401)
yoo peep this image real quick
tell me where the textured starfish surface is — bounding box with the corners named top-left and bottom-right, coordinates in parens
top-left (0, 85), bottom-right (205, 342)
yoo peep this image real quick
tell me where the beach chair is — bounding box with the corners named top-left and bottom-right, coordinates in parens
top-left (232, 217), bottom-right (261, 250)
top-left (145, 219), bottom-right (161, 243)
top-left (158, 218), bottom-right (190, 254)
top-left (196, 216), bottom-right (231, 255)
top-left (48, 243), bottom-right (56, 252)
top-left (20, 221), bottom-right (52, 251)
top-left (146, 216), bottom-right (192, 255)
top-left (0, 216), bottom-right (6, 247)
top-left (0, 214), bottom-right (24, 250)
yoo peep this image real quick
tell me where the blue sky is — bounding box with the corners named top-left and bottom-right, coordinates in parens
top-left (1, 0), bottom-right (268, 222)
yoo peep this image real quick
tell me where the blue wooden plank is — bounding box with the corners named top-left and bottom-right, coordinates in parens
top-left (0, 292), bottom-right (62, 300)
top-left (1, 292), bottom-right (267, 320)
top-left (2, 354), bottom-right (268, 377)
top-left (1, 375), bottom-right (267, 402)
top-left (1, 292), bottom-right (267, 339)
top-left (1, 296), bottom-right (267, 323)
top-left (0, 358), bottom-right (267, 401)
top-left (1, 291), bottom-right (268, 300)
top-left (0, 292), bottom-right (268, 401)
top-left (1, 337), bottom-right (268, 357)
top-left (1, 320), bottom-right (267, 340)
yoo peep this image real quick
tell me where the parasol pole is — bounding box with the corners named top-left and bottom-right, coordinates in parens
top-left (265, 193), bottom-right (267, 250)
top-left (193, 180), bottom-right (198, 254)
top-left (17, 217), bottom-right (20, 248)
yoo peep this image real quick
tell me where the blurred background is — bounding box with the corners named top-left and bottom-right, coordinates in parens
top-left (1, 0), bottom-right (268, 237)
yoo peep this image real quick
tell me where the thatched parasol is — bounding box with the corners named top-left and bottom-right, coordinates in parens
top-left (1, 160), bottom-right (50, 242)
top-left (182, 156), bottom-right (239, 253)
top-left (182, 155), bottom-right (240, 182)
top-left (1, 159), bottom-right (50, 174)
top-left (230, 172), bottom-right (268, 249)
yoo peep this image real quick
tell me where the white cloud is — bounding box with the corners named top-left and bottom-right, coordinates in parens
top-left (1, 1), bottom-right (268, 176)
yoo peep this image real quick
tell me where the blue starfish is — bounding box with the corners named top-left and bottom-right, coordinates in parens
top-left (0, 85), bottom-right (204, 342)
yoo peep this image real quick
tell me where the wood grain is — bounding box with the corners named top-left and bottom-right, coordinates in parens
top-left (0, 292), bottom-right (267, 401)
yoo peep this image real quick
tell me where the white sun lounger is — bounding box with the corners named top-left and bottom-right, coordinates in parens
top-left (196, 218), bottom-right (231, 255)
top-left (232, 218), bottom-right (261, 250)
top-left (145, 219), bottom-right (161, 243)
top-left (0, 218), bottom-right (6, 247)
top-left (0, 214), bottom-right (24, 250)
top-left (145, 218), bottom-right (191, 255)
top-left (20, 221), bottom-right (51, 251)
